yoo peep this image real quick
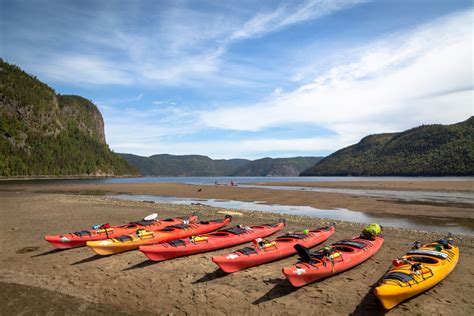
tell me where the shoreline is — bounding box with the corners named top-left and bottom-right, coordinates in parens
top-left (257, 180), bottom-right (474, 192)
top-left (1, 191), bottom-right (472, 315)
top-left (9, 181), bottom-right (473, 220)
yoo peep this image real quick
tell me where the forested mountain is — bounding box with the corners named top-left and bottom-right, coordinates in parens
top-left (119, 154), bottom-right (250, 176)
top-left (230, 157), bottom-right (323, 176)
top-left (119, 154), bottom-right (322, 176)
top-left (301, 118), bottom-right (474, 176)
top-left (0, 59), bottom-right (138, 177)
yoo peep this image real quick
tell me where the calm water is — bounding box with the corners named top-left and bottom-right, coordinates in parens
top-left (242, 185), bottom-right (474, 204)
top-left (2, 176), bottom-right (473, 185)
top-left (110, 194), bottom-right (474, 236)
top-left (3, 176), bottom-right (472, 204)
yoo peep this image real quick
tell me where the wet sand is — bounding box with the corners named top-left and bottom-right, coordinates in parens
top-left (10, 181), bottom-right (474, 219)
top-left (0, 190), bottom-right (473, 315)
top-left (259, 180), bottom-right (474, 192)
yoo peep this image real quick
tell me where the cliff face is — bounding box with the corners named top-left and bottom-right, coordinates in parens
top-left (0, 59), bottom-right (137, 177)
top-left (301, 117), bottom-right (474, 176)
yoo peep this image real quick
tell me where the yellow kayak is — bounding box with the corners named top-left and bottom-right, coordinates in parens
top-left (374, 236), bottom-right (459, 310)
top-left (87, 216), bottom-right (231, 255)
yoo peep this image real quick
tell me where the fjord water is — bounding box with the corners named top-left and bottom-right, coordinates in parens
top-left (110, 194), bottom-right (473, 236)
top-left (3, 176), bottom-right (472, 235)
top-left (4, 176), bottom-right (472, 204)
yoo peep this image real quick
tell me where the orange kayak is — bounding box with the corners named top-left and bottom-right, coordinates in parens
top-left (87, 215), bottom-right (232, 255)
top-left (213, 224), bottom-right (335, 273)
top-left (140, 221), bottom-right (285, 261)
top-left (283, 235), bottom-right (384, 287)
top-left (44, 214), bottom-right (198, 249)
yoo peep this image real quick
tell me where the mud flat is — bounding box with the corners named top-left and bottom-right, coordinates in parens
top-left (0, 190), bottom-right (473, 315)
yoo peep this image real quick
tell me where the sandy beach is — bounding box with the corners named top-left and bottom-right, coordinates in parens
top-left (258, 180), bottom-right (474, 192)
top-left (9, 181), bottom-right (473, 219)
top-left (0, 181), bottom-right (473, 315)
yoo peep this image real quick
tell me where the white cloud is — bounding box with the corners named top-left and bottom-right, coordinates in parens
top-left (200, 9), bottom-right (474, 141)
top-left (229, 0), bottom-right (366, 41)
top-left (3, 0), bottom-right (367, 87)
top-left (33, 54), bottom-right (132, 85)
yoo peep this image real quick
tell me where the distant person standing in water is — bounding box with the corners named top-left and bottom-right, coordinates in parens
top-left (230, 181), bottom-right (234, 186)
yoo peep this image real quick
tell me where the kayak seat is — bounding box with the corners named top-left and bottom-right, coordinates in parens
top-left (321, 225), bottom-right (333, 231)
top-left (116, 235), bottom-right (133, 242)
top-left (223, 227), bottom-right (248, 235)
top-left (333, 240), bottom-right (368, 249)
top-left (238, 247), bottom-right (257, 255)
top-left (294, 244), bottom-right (323, 263)
top-left (384, 272), bottom-right (414, 283)
top-left (262, 223), bottom-right (279, 227)
top-left (163, 218), bottom-right (176, 222)
top-left (407, 249), bottom-right (448, 259)
top-left (172, 224), bottom-right (191, 229)
top-left (169, 239), bottom-right (186, 247)
top-left (73, 230), bottom-right (92, 237)
top-left (282, 233), bottom-right (307, 239)
top-left (200, 221), bottom-right (210, 224)
top-left (130, 220), bottom-right (155, 226)
top-left (436, 238), bottom-right (455, 249)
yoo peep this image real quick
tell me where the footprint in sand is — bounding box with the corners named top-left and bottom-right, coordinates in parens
top-left (16, 246), bottom-right (40, 254)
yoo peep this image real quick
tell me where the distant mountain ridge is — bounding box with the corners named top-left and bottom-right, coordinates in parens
top-left (119, 153), bottom-right (322, 176)
top-left (230, 157), bottom-right (323, 176)
top-left (0, 59), bottom-right (138, 177)
top-left (301, 117), bottom-right (474, 176)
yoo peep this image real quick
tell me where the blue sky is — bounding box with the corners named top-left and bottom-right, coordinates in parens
top-left (1, 0), bottom-right (473, 159)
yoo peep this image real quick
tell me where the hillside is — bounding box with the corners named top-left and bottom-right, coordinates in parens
top-left (230, 157), bottom-right (323, 176)
top-left (119, 154), bottom-right (250, 176)
top-left (119, 154), bottom-right (322, 176)
top-left (0, 59), bottom-right (138, 177)
top-left (301, 118), bottom-right (474, 176)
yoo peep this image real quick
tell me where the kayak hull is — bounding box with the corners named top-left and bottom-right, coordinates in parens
top-left (283, 235), bottom-right (384, 287)
top-left (87, 217), bottom-right (232, 255)
top-left (374, 239), bottom-right (459, 310)
top-left (140, 222), bottom-right (285, 261)
top-left (44, 215), bottom-right (197, 249)
top-left (212, 225), bottom-right (335, 273)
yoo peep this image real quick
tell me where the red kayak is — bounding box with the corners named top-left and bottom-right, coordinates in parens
top-left (283, 235), bottom-right (384, 287)
top-left (212, 224), bottom-right (335, 273)
top-left (44, 214), bottom-right (198, 249)
top-left (139, 222), bottom-right (285, 261)
top-left (88, 215), bottom-right (232, 255)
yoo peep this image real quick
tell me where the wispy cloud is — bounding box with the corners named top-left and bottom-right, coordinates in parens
top-left (200, 9), bottom-right (473, 140)
top-left (228, 0), bottom-right (366, 41)
top-left (2, 0), bottom-right (367, 87)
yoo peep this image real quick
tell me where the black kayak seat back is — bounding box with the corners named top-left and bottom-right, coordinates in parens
top-left (281, 233), bottom-right (307, 239)
top-left (200, 221), bottom-right (210, 224)
top-left (294, 244), bottom-right (314, 263)
top-left (223, 227), bottom-right (248, 235)
top-left (130, 220), bottom-right (155, 226)
top-left (73, 230), bottom-right (91, 237)
top-left (169, 239), bottom-right (186, 247)
top-left (116, 235), bottom-right (133, 242)
top-left (163, 218), bottom-right (176, 222)
top-left (333, 240), bottom-right (368, 249)
top-left (407, 249), bottom-right (448, 259)
top-left (384, 272), bottom-right (414, 283)
top-left (172, 224), bottom-right (191, 229)
top-left (262, 223), bottom-right (279, 227)
top-left (238, 247), bottom-right (257, 255)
